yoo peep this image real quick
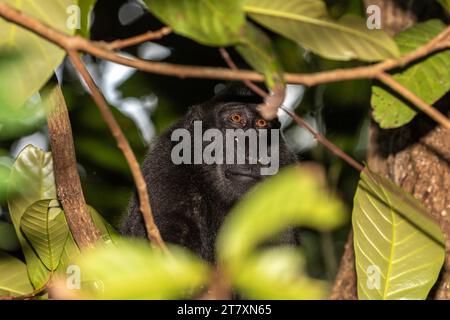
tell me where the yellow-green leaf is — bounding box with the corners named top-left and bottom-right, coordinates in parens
top-left (143, 0), bottom-right (245, 46)
top-left (353, 169), bottom-right (445, 300)
top-left (244, 0), bottom-right (399, 61)
top-left (20, 199), bottom-right (69, 271)
top-left (7, 145), bottom-right (56, 288)
top-left (0, 251), bottom-right (33, 297)
top-left (78, 0), bottom-right (96, 38)
top-left (64, 240), bottom-right (210, 299)
top-left (217, 166), bottom-right (347, 299)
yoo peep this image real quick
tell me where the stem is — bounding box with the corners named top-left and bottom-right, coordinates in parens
top-left (281, 107), bottom-right (365, 172)
top-left (106, 27), bottom-right (172, 50)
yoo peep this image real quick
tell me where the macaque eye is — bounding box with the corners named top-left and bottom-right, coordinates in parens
top-left (256, 118), bottom-right (268, 128)
top-left (230, 113), bottom-right (243, 124)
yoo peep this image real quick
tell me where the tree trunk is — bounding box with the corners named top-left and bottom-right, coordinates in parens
top-left (331, 0), bottom-right (450, 299)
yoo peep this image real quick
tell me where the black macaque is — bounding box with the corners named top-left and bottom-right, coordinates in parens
top-left (121, 84), bottom-right (298, 262)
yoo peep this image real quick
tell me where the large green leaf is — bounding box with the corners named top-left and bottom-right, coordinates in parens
top-left (217, 166), bottom-right (347, 299)
top-left (0, 251), bottom-right (34, 297)
top-left (143, 0), bottom-right (245, 46)
top-left (7, 145), bottom-right (56, 288)
top-left (371, 20), bottom-right (450, 128)
top-left (236, 22), bottom-right (284, 88)
top-left (59, 240), bottom-right (210, 299)
top-left (353, 169), bottom-right (445, 300)
top-left (20, 199), bottom-right (69, 271)
top-left (244, 0), bottom-right (399, 61)
top-left (0, 0), bottom-right (78, 108)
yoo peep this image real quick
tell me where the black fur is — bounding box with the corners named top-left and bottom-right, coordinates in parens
top-left (121, 85), bottom-right (297, 262)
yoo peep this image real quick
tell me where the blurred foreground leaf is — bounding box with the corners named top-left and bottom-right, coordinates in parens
top-left (0, 54), bottom-right (45, 140)
top-left (55, 240), bottom-right (210, 299)
top-left (0, 0), bottom-right (77, 107)
top-left (217, 166), bottom-right (347, 299)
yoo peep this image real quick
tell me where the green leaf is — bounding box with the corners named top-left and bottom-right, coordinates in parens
top-left (371, 20), bottom-right (450, 128)
top-left (78, 0), bottom-right (96, 38)
top-left (8, 145), bottom-right (57, 288)
top-left (353, 169), bottom-right (445, 300)
top-left (57, 231), bottom-right (81, 274)
top-left (143, 0), bottom-right (245, 46)
top-left (0, 0), bottom-right (78, 108)
top-left (236, 22), bottom-right (284, 88)
top-left (437, 0), bottom-right (450, 12)
top-left (244, 0), bottom-right (399, 61)
top-left (88, 206), bottom-right (120, 243)
top-left (217, 166), bottom-right (347, 299)
top-left (0, 53), bottom-right (46, 140)
top-left (20, 200), bottom-right (69, 271)
top-left (234, 247), bottom-right (327, 299)
top-left (65, 240), bottom-right (210, 299)
top-left (0, 251), bottom-right (34, 297)
top-left (0, 221), bottom-right (20, 252)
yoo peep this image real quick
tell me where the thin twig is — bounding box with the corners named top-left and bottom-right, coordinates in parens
top-left (67, 50), bottom-right (167, 251)
top-left (106, 26), bottom-right (172, 50)
top-left (219, 47), bottom-right (268, 98)
top-left (0, 3), bottom-right (448, 127)
top-left (377, 72), bottom-right (450, 130)
top-left (282, 107), bottom-right (365, 172)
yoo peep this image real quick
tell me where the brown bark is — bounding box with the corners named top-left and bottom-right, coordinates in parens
top-left (42, 81), bottom-right (101, 248)
top-left (329, 231), bottom-right (357, 300)
top-left (331, 0), bottom-right (450, 299)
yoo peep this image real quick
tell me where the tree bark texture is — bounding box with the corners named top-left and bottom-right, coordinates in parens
top-left (43, 81), bottom-right (101, 248)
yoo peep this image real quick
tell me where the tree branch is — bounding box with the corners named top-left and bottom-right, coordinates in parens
top-left (67, 50), bottom-right (167, 251)
top-left (0, 3), bottom-right (448, 127)
top-left (219, 47), bottom-right (268, 98)
top-left (105, 26), bottom-right (172, 50)
top-left (281, 108), bottom-right (365, 172)
top-left (42, 81), bottom-right (101, 248)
